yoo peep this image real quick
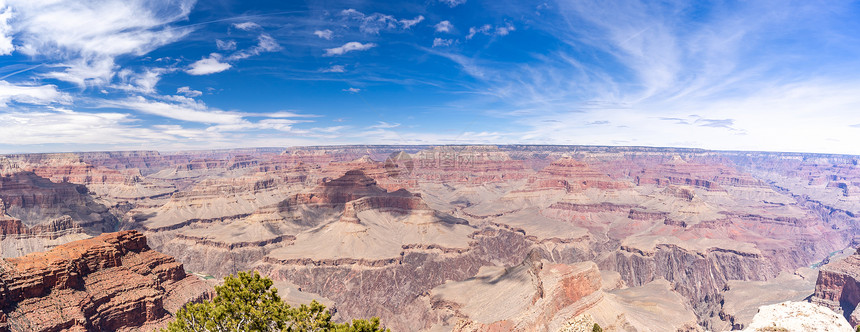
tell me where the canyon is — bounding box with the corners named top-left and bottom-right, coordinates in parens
top-left (1, 145), bottom-right (859, 331)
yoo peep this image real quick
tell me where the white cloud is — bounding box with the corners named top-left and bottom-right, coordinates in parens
top-left (227, 33), bottom-right (280, 61)
top-left (0, 5), bottom-right (13, 55)
top-left (340, 9), bottom-right (424, 34)
top-left (177, 86), bottom-right (202, 97)
top-left (232, 22), bottom-right (261, 31)
top-left (188, 34), bottom-right (281, 75)
top-left (439, 0), bottom-right (467, 8)
top-left (0, 80), bottom-right (71, 106)
top-left (433, 38), bottom-right (453, 47)
top-left (435, 21), bottom-right (453, 33)
top-left (369, 121), bottom-right (400, 129)
top-left (342, 87), bottom-right (360, 93)
top-left (324, 41), bottom-right (376, 56)
top-left (466, 25), bottom-right (491, 39)
top-left (208, 118), bottom-right (300, 132)
top-left (466, 23), bottom-right (513, 39)
top-left (314, 29), bottom-right (333, 40)
top-left (496, 23), bottom-right (515, 36)
top-left (42, 57), bottom-right (116, 87)
top-left (0, 108), bottom-right (179, 145)
top-left (187, 53), bottom-right (232, 75)
top-left (5, 0), bottom-right (195, 87)
top-left (400, 16), bottom-right (424, 29)
top-left (104, 95), bottom-right (244, 124)
top-left (321, 65), bottom-right (345, 73)
top-left (251, 111), bottom-right (319, 118)
top-left (216, 39), bottom-right (237, 51)
top-left (112, 68), bottom-right (164, 94)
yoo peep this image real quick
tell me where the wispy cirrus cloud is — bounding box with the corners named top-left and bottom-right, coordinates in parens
top-left (340, 9), bottom-right (424, 34)
top-left (466, 23), bottom-right (514, 39)
top-left (368, 121), bottom-right (400, 129)
top-left (111, 68), bottom-right (167, 94)
top-left (433, 38), bottom-right (453, 47)
top-left (314, 29), bottom-right (333, 40)
top-left (321, 65), bottom-right (346, 73)
top-left (216, 39), bottom-right (237, 51)
top-left (101, 95), bottom-right (244, 124)
top-left (324, 41), bottom-right (376, 56)
top-left (177, 86), bottom-right (202, 97)
top-left (439, 0), bottom-right (466, 8)
top-left (421, 0), bottom-right (860, 153)
top-left (232, 22), bottom-right (261, 31)
top-left (0, 108), bottom-right (177, 145)
top-left (3, 0), bottom-right (195, 87)
top-left (187, 34), bottom-right (281, 75)
top-left (400, 16), bottom-right (424, 29)
top-left (0, 80), bottom-right (71, 106)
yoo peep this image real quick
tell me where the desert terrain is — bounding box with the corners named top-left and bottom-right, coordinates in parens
top-left (2, 145), bottom-right (860, 331)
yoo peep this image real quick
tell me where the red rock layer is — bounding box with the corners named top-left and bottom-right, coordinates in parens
top-left (409, 147), bottom-right (530, 185)
top-left (812, 249), bottom-right (860, 325)
top-left (588, 155), bottom-right (765, 191)
top-left (0, 231), bottom-right (209, 332)
top-left (0, 172), bottom-right (89, 210)
top-left (284, 170), bottom-right (420, 209)
top-left (522, 158), bottom-right (629, 192)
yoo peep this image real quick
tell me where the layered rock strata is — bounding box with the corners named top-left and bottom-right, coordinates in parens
top-left (812, 248), bottom-right (860, 325)
top-left (0, 231), bottom-right (209, 332)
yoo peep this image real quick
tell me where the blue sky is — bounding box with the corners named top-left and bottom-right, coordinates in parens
top-left (1, 0), bottom-right (860, 154)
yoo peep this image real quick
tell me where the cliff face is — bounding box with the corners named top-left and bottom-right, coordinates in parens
top-left (0, 231), bottom-right (209, 332)
top-left (812, 249), bottom-right (860, 325)
top-left (0, 172), bottom-right (118, 233)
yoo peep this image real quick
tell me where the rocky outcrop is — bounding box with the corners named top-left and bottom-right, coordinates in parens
top-left (737, 301), bottom-right (853, 332)
top-left (0, 231), bottom-right (210, 332)
top-left (812, 248), bottom-right (860, 325)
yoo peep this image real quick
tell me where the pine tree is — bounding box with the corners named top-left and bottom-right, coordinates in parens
top-left (164, 271), bottom-right (388, 332)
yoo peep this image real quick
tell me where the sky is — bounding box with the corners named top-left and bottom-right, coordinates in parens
top-left (1, 0), bottom-right (860, 154)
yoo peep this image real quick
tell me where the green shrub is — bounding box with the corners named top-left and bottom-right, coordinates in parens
top-left (164, 271), bottom-right (388, 332)
top-left (592, 322), bottom-right (603, 332)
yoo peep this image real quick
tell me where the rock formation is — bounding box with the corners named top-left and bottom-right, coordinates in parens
top-left (440, 254), bottom-right (603, 331)
top-left (1, 146), bottom-right (859, 331)
top-left (737, 301), bottom-right (853, 332)
top-left (0, 230), bottom-right (209, 331)
top-left (812, 248), bottom-right (860, 325)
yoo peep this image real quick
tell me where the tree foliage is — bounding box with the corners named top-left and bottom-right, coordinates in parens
top-left (592, 323), bottom-right (603, 332)
top-left (164, 271), bottom-right (388, 332)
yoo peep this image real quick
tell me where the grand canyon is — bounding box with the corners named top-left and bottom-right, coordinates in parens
top-left (1, 145), bottom-right (859, 331)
